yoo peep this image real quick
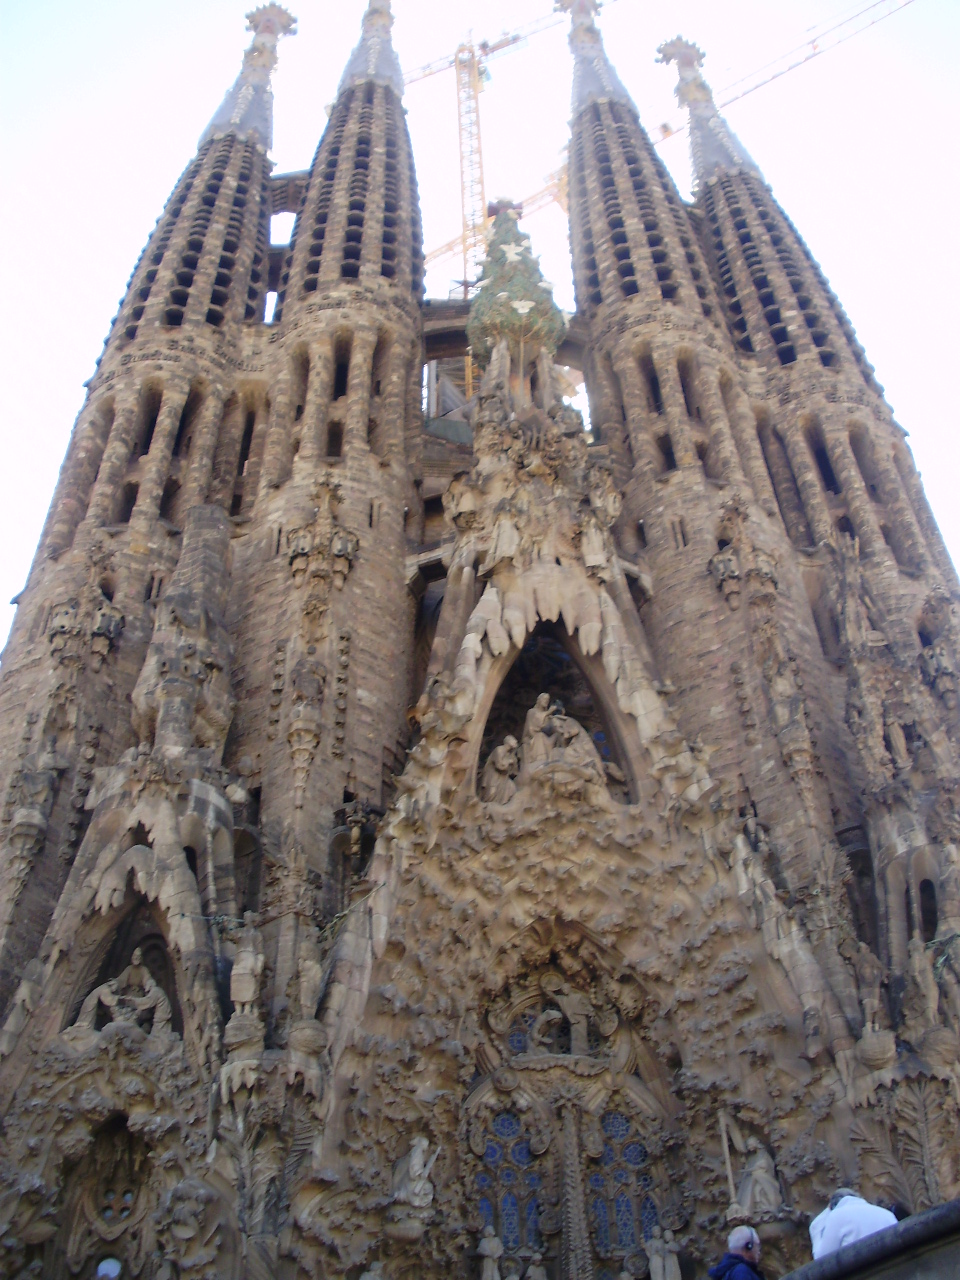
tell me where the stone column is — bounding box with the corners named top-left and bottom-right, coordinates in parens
top-left (611, 352), bottom-right (661, 483)
top-left (720, 380), bottom-right (778, 514)
top-left (343, 329), bottom-right (379, 456)
top-left (41, 398), bottom-right (115, 557)
top-left (299, 335), bottom-right (335, 466)
top-left (132, 381), bottom-right (191, 524)
top-left (779, 422), bottom-right (833, 545)
top-left (698, 371), bottom-right (742, 485)
top-left (182, 391), bottom-right (226, 509)
top-left (823, 428), bottom-right (885, 559)
top-left (259, 361), bottom-right (294, 494)
top-left (656, 350), bottom-right (696, 466)
top-left (83, 391), bottom-right (141, 527)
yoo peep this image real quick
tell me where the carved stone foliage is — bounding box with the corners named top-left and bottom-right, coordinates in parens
top-left (851, 1078), bottom-right (960, 1215)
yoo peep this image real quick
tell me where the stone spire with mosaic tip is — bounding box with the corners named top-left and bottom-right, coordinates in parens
top-left (657, 36), bottom-right (761, 193)
top-left (559, 0), bottom-right (634, 114)
top-left (466, 206), bottom-right (565, 386)
top-left (200, 5), bottom-right (297, 152)
top-left (339, 0), bottom-right (404, 97)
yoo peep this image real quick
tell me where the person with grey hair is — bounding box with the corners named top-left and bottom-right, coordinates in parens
top-left (708, 1226), bottom-right (765, 1280)
top-left (809, 1188), bottom-right (897, 1259)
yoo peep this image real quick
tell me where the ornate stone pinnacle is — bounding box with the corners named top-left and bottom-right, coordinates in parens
top-left (657, 35), bottom-right (762, 190)
top-left (200, 5), bottom-right (296, 150)
top-left (246, 5), bottom-right (297, 41)
top-left (656, 36), bottom-right (705, 72)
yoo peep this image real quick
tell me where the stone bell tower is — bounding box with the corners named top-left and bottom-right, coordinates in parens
top-left (0, 2), bottom-right (959, 1279)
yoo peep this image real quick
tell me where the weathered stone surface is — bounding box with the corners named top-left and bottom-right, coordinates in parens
top-left (0, 2), bottom-right (957, 1278)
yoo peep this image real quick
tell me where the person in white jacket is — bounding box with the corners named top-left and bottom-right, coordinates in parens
top-left (809, 1189), bottom-right (899, 1259)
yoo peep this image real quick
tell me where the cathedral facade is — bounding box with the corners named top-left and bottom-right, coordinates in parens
top-left (0, 2), bottom-right (958, 1277)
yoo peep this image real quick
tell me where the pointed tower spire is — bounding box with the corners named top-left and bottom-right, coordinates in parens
top-left (339, 0), bottom-right (404, 97)
top-left (561, 0), bottom-right (633, 114)
top-left (201, 5), bottom-right (297, 152)
top-left (657, 37), bottom-right (761, 191)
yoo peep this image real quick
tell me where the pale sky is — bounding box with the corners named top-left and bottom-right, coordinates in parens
top-left (0, 0), bottom-right (957, 650)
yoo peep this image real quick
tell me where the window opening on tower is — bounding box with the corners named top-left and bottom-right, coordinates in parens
top-left (237, 410), bottom-right (256, 477)
top-left (638, 352), bottom-right (664, 417)
top-left (805, 424), bottom-right (842, 496)
top-left (137, 385), bottom-right (163, 457)
top-left (334, 335), bottom-right (352, 400)
top-left (172, 385), bottom-right (204, 458)
top-left (656, 434), bottom-right (677, 474)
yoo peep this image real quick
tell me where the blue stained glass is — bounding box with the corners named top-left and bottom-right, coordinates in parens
top-left (613, 1167), bottom-right (631, 1184)
top-left (501, 1193), bottom-right (521, 1250)
top-left (623, 1142), bottom-right (648, 1168)
top-left (508, 1028), bottom-right (527, 1054)
top-left (641, 1195), bottom-right (660, 1241)
top-left (589, 1172), bottom-right (606, 1190)
top-left (501, 1168), bottom-right (516, 1186)
top-left (602, 1112), bottom-right (631, 1141)
top-left (599, 1271), bottom-right (617, 1280)
top-left (601, 1144), bottom-right (616, 1167)
top-left (615, 1191), bottom-right (637, 1249)
top-left (639, 1172), bottom-right (654, 1190)
top-left (525, 1171), bottom-right (542, 1190)
top-left (477, 1173), bottom-right (493, 1190)
top-left (591, 1197), bottom-right (611, 1252)
top-left (479, 1197), bottom-right (495, 1230)
top-left (484, 1140), bottom-right (503, 1166)
top-left (511, 1140), bottom-right (532, 1167)
top-left (493, 1113), bottom-right (522, 1139)
top-left (526, 1196), bottom-right (543, 1249)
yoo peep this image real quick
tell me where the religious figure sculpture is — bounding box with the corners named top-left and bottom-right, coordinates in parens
top-left (73, 949), bottom-right (172, 1039)
top-left (392, 1136), bottom-right (438, 1209)
top-left (386, 1135), bottom-right (439, 1241)
top-left (478, 1224), bottom-right (504, 1280)
top-left (853, 942), bottom-right (886, 1033)
top-left (708, 544), bottom-right (742, 609)
top-left (481, 735), bottom-right (519, 804)
top-left (734, 1138), bottom-right (783, 1219)
top-left (230, 912), bottom-right (265, 1016)
top-left (644, 1225), bottom-right (682, 1280)
top-left (525, 1252), bottom-right (548, 1280)
top-left (521, 693), bottom-right (555, 774)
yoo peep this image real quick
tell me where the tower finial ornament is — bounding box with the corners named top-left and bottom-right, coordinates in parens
top-left (200, 4), bottom-right (296, 152)
top-left (657, 36), bottom-right (762, 191)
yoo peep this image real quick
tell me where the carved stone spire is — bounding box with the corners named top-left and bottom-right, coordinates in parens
top-left (200, 5), bottom-right (297, 153)
top-left (561, 0), bottom-right (634, 116)
top-left (657, 36), bottom-right (762, 191)
top-left (339, 0), bottom-right (404, 98)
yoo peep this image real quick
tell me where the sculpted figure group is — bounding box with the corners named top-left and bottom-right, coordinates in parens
top-left (481, 692), bottom-right (606, 803)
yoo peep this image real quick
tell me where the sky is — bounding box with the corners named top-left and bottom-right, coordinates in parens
top-left (0, 0), bottom-right (957, 650)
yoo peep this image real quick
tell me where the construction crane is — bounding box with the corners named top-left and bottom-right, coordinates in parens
top-left (415, 0), bottom-right (918, 280)
top-left (404, 12), bottom-right (571, 297)
top-left (423, 167), bottom-right (569, 271)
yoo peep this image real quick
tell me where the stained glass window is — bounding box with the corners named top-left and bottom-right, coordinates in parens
top-left (476, 1111), bottom-right (545, 1264)
top-left (587, 1111), bottom-right (659, 1260)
